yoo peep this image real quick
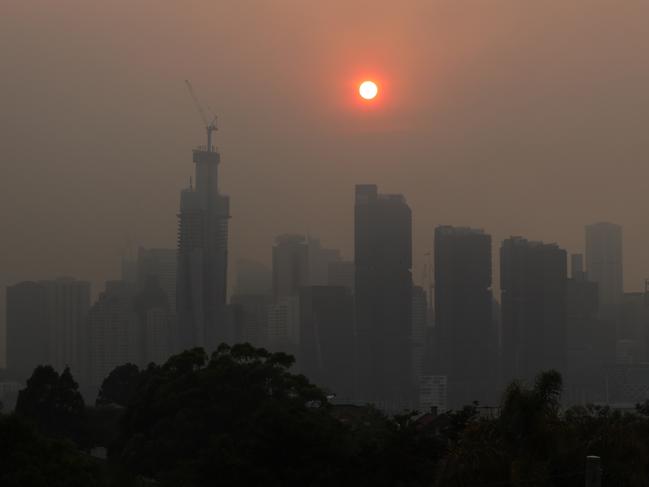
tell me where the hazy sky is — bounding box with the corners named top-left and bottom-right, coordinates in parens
top-left (2, 1), bottom-right (649, 362)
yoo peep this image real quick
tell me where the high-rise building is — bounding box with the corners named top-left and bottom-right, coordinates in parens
top-left (307, 237), bottom-right (341, 286)
top-left (6, 279), bottom-right (90, 382)
top-left (411, 286), bottom-right (429, 393)
top-left (6, 282), bottom-right (48, 381)
top-left (434, 226), bottom-right (496, 408)
top-left (41, 278), bottom-right (91, 376)
top-left (327, 261), bottom-right (355, 293)
top-left (419, 375), bottom-right (448, 414)
top-left (354, 184), bottom-right (413, 410)
top-left (176, 131), bottom-right (230, 352)
top-left (133, 276), bottom-right (174, 365)
top-left (501, 237), bottom-right (567, 384)
top-left (571, 253), bottom-right (586, 282)
top-left (88, 281), bottom-right (138, 389)
top-left (137, 247), bottom-right (177, 314)
top-left (565, 274), bottom-right (611, 404)
top-left (229, 294), bottom-right (271, 348)
top-left (618, 292), bottom-right (649, 362)
top-left (586, 222), bottom-right (623, 307)
top-left (267, 296), bottom-right (300, 354)
top-left (299, 285), bottom-right (354, 399)
top-left (272, 234), bottom-right (309, 301)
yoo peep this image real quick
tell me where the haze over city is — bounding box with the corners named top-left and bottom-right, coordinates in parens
top-left (3, 1), bottom-right (649, 300)
top-left (2, 2), bottom-right (649, 484)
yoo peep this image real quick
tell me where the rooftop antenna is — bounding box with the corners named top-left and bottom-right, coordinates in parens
top-left (185, 79), bottom-right (218, 152)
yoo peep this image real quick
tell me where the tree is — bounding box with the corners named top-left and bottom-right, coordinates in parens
top-left (0, 414), bottom-right (110, 487)
top-left (96, 363), bottom-right (141, 407)
top-left (435, 370), bottom-right (583, 487)
top-left (15, 365), bottom-right (85, 443)
top-left (114, 344), bottom-right (352, 486)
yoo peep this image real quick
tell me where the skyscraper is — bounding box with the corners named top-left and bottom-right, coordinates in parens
top-left (307, 237), bottom-right (342, 286)
top-left (6, 279), bottom-right (90, 382)
top-left (176, 131), bottom-right (230, 352)
top-left (327, 260), bottom-right (355, 293)
top-left (229, 294), bottom-right (271, 348)
top-left (6, 282), bottom-right (47, 381)
top-left (299, 285), bottom-right (354, 399)
top-left (88, 281), bottom-right (138, 389)
top-left (434, 226), bottom-right (496, 408)
top-left (137, 247), bottom-right (177, 314)
top-left (501, 237), bottom-right (567, 384)
top-left (585, 222), bottom-right (623, 307)
top-left (41, 278), bottom-right (91, 376)
top-left (272, 234), bottom-right (309, 302)
top-left (411, 286), bottom-right (429, 393)
top-left (354, 184), bottom-right (413, 409)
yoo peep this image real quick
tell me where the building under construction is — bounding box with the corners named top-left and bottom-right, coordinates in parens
top-left (176, 83), bottom-right (230, 352)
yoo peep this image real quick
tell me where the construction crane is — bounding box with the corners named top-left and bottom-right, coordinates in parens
top-left (185, 79), bottom-right (218, 152)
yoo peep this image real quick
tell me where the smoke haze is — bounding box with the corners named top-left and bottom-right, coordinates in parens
top-left (2, 0), bottom-right (649, 365)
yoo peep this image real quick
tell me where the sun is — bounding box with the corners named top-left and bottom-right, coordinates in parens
top-left (359, 80), bottom-right (378, 100)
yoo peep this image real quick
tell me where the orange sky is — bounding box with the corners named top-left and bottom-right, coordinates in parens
top-left (2, 0), bottom-right (649, 362)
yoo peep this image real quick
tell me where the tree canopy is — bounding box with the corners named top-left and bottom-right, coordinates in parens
top-left (15, 365), bottom-right (85, 444)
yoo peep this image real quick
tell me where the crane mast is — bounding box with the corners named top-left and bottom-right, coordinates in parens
top-left (185, 79), bottom-right (218, 152)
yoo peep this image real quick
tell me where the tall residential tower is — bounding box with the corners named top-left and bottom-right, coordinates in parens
top-left (354, 184), bottom-right (413, 410)
top-left (434, 226), bottom-right (496, 408)
top-left (585, 222), bottom-right (623, 307)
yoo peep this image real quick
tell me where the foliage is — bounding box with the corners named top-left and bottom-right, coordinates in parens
top-left (96, 363), bottom-right (141, 407)
top-left (14, 356), bottom-right (649, 486)
top-left (0, 414), bottom-right (109, 487)
top-left (114, 344), bottom-right (350, 486)
top-left (15, 365), bottom-right (86, 444)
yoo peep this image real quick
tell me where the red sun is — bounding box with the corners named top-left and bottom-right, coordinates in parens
top-left (359, 80), bottom-right (378, 100)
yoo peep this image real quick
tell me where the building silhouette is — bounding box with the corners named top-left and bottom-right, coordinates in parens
top-left (586, 222), bottom-right (623, 307)
top-left (6, 278), bottom-right (90, 382)
top-left (501, 237), bottom-right (567, 384)
top-left (229, 294), bottom-right (271, 348)
top-left (176, 134), bottom-right (230, 352)
top-left (299, 285), bottom-right (354, 399)
top-left (6, 282), bottom-right (48, 381)
top-left (133, 276), bottom-right (174, 365)
top-left (434, 226), bottom-right (496, 408)
top-left (42, 278), bottom-right (91, 378)
top-left (565, 254), bottom-right (612, 404)
top-left (307, 237), bottom-right (341, 286)
top-left (272, 234), bottom-right (309, 302)
top-left (88, 281), bottom-right (138, 389)
top-left (137, 247), bottom-right (177, 314)
top-left (328, 260), bottom-right (355, 293)
top-left (411, 285), bottom-right (430, 396)
top-left (354, 184), bottom-right (413, 409)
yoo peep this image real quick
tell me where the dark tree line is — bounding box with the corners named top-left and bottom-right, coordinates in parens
top-left (5, 344), bottom-right (649, 486)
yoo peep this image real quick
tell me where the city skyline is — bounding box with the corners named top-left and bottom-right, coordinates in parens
top-left (3, 2), bottom-right (649, 296)
top-left (2, 1), bottom-right (649, 400)
top-left (4, 3), bottom-right (649, 484)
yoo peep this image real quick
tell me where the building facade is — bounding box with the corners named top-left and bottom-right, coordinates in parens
top-left (299, 285), bottom-right (354, 399)
top-left (434, 226), bottom-right (496, 408)
top-left (586, 222), bottom-right (623, 307)
top-left (354, 184), bottom-right (413, 409)
top-left (501, 237), bottom-right (567, 384)
top-left (176, 139), bottom-right (230, 352)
